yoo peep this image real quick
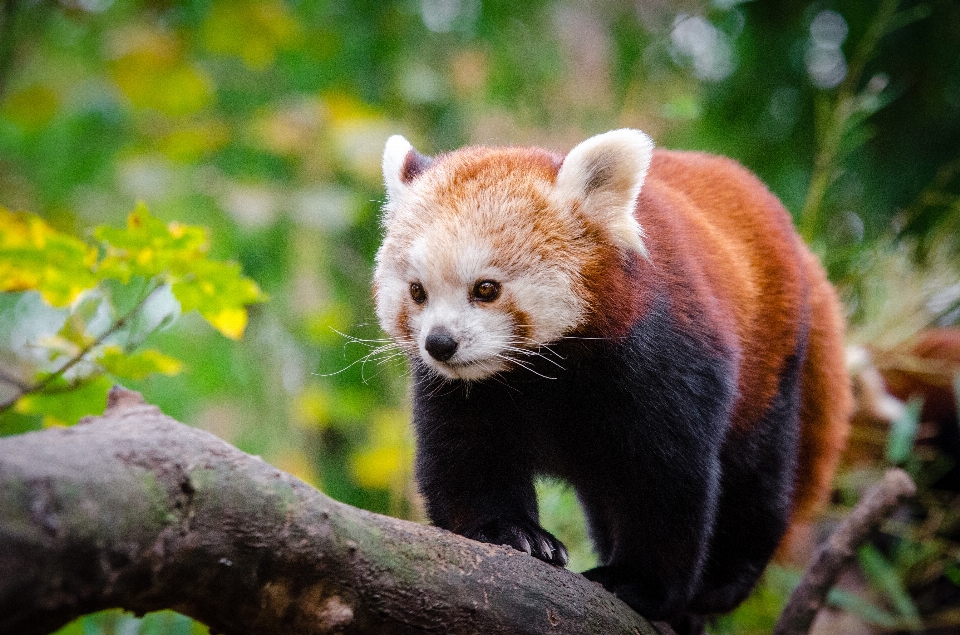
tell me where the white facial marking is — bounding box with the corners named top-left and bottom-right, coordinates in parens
top-left (401, 235), bottom-right (512, 379)
top-left (374, 132), bottom-right (659, 381)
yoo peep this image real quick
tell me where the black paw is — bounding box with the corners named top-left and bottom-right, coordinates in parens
top-left (463, 518), bottom-right (569, 566)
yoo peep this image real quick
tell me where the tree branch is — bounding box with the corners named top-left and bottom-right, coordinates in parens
top-left (773, 468), bottom-right (917, 635)
top-left (0, 386), bottom-right (660, 635)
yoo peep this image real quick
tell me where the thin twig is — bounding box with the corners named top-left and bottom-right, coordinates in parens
top-left (773, 468), bottom-right (917, 635)
top-left (0, 283), bottom-right (164, 413)
top-left (799, 0), bottom-right (900, 241)
top-left (0, 367), bottom-right (29, 391)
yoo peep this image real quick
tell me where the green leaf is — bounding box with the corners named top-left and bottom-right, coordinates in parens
top-left (858, 543), bottom-right (923, 629)
top-left (0, 208), bottom-right (99, 307)
top-left (0, 409), bottom-right (42, 437)
top-left (51, 609), bottom-right (210, 635)
top-left (98, 345), bottom-right (184, 380)
top-left (48, 614), bottom-right (84, 635)
top-left (140, 610), bottom-right (209, 635)
top-left (95, 204), bottom-right (266, 338)
top-left (171, 260), bottom-right (266, 339)
top-left (95, 202), bottom-right (209, 284)
top-left (886, 396), bottom-right (923, 465)
top-left (14, 375), bottom-right (113, 427)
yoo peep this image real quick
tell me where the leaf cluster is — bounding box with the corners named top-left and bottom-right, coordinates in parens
top-left (0, 203), bottom-right (264, 426)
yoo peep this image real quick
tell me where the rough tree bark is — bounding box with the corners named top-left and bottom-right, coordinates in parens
top-left (0, 386), bottom-right (660, 635)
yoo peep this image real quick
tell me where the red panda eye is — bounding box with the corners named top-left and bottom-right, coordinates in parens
top-left (410, 282), bottom-right (427, 304)
top-left (473, 280), bottom-right (501, 302)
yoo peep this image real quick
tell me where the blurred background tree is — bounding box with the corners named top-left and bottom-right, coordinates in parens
top-left (0, 0), bottom-right (958, 633)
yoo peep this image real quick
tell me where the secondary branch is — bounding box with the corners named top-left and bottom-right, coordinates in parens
top-left (774, 468), bottom-right (917, 635)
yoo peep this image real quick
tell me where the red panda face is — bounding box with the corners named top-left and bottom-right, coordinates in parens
top-left (374, 130), bottom-right (654, 381)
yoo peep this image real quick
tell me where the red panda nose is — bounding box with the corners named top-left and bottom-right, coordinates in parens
top-left (425, 328), bottom-right (459, 362)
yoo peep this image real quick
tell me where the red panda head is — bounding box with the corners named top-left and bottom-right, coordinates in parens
top-left (374, 130), bottom-right (654, 381)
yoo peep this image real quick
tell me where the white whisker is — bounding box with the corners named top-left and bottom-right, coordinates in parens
top-left (316, 330), bottom-right (414, 379)
top-left (501, 346), bottom-right (567, 371)
top-left (495, 353), bottom-right (557, 380)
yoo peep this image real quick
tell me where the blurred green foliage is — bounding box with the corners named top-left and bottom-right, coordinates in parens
top-left (0, 204), bottom-right (264, 426)
top-left (0, 0), bottom-right (958, 632)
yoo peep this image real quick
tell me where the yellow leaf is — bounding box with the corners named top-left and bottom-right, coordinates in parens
top-left (0, 270), bottom-right (38, 292)
top-left (0, 208), bottom-right (98, 306)
top-left (0, 207), bottom-right (45, 248)
top-left (350, 445), bottom-right (403, 490)
top-left (204, 307), bottom-right (248, 340)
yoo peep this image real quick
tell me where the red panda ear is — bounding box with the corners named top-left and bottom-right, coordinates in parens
top-left (382, 135), bottom-right (433, 209)
top-left (553, 129), bottom-right (654, 257)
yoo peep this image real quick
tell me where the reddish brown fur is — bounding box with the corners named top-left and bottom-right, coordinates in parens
top-left (589, 150), bottom-right (853, 521)
top-left (383, 142), bottom-right (852, 523)
top-left (410, 148), bottom-right (582, 280)
top-left (504, 300), bottom-right (533, 342)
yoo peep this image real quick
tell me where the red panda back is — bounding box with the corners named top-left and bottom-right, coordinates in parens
top-left (641, 150), bottom-right (852, 521)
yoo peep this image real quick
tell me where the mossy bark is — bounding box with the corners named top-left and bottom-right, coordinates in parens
top-left (0, 386), bottom-right (659, 635)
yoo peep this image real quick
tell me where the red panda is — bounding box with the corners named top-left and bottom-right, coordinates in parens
top-left (373, 129), bottom-right (852, 630)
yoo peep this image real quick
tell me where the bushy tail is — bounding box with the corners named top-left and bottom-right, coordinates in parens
top-left (775, 250), bottom-right (852, 561)
top-left (793, 250), bottom-right (854, 522)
